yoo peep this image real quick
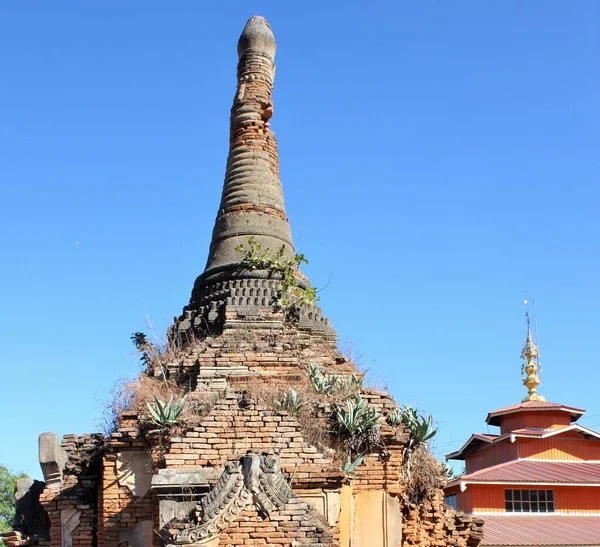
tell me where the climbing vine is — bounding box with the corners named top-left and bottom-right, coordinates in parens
top-left (235, 237), bottom-right (319, 309)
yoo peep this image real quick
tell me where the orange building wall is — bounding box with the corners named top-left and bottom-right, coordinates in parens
top-left (465, 441), bottom-right (518, 473)
top-left (519, 437), bottom-right (600, 461)
top-left (464, 435), bottom-right (600, 475)
top-left (466, 484), bottom-right (600, 514)
top-left (499, 411), bottom-right (571, 434)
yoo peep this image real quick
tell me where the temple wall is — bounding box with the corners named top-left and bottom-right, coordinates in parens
top-left (167, 322), bottom-right (357, 390)
top-left (402, 492), bottom-right (483, 546)
top-left (36, 434), bottom-right (104, 547)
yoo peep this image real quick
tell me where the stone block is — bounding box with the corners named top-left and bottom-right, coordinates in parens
top-left (39, 433), bottom-right (67, 489)
top-left (116, 452), bottom-right (153, 497)
top-left (118, 520), bottom-right (153, 547)
top-left (60, 509), bottom-right (80, 547)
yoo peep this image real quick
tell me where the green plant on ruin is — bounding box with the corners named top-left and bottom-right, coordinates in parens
top-left (333, 373), bottom-right (363, 396)
top-left (146, 394), bottom-right (187, 429)
top-left (308, 363), bottom-right (335, 395)
top-left (386, 408), bottom-right (403, 427)
top-left (441, 461), bottom-right (455, 480)
top-left (130, 320), bottom-right (186, 378)
top-left (400, 406), bottom-right (438, 451)
top-left (334, 395), bottom-right (381, 471)
top-left (399, 405), bottom-right (438, 486)
top-left (307, 364), bottom-right (362, 398)
top-left (235, 236), bottom-right (319, 309)
top-left (342, 453), bottom-right (364, 479)
top-left (276, 388), bottom-right (305, 416)
top-left (334, 394), bottom-right (380, 436)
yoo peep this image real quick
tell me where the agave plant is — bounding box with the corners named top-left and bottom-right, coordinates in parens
top-left (277, 388), bottom-right (305, 416)
top-left (401, 406), bottom-right (438, 449)
top-left (342, 453), bottom-right (365, 478)
top-left (399, 405), bottom-right (439, 484)
top-left (146, 395), bottom-right (187, 428)
top-left (307, 363), bottom-right (335, 395)
top-left (332, 373), bottom-right (363, 396)
top-left (335, 394), bottom-right (380, 435)
top-left (386, 408), bottom-right (403, 427)
top-left (441, 461), bottom-right (455, 480)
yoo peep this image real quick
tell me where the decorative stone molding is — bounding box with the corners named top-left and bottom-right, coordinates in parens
top-left (169, 453), bottom-right (293, 545)
top-left (39, 433), bottom-right (67, 489)
top-left (152, 468), bottom-right (221, 529)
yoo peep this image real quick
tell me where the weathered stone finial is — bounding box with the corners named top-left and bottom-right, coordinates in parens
top-left (238, 16), bottom-right (276, 60)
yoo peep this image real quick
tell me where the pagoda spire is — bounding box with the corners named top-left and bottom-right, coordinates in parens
top-left (170, 17), bottom-right (334, 340)
top-left (205, 15), bottom-right (294, 274)
top-left (521, 309), bottom-right (545, 402)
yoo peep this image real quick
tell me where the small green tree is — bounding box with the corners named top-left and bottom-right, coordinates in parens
top-left (0, 465), bottom-right (27, 542)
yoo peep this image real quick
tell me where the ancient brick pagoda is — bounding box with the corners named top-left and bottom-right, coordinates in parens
top-left (4, 17), bottom-right (483, 547)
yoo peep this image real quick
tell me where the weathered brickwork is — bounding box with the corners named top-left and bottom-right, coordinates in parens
top-left (402, 494), bottom-right (484, 547)
top-left (4, 15), bottom-right (484, 547)
top-left (168, 316), bottom-right (356, 390)
top-left (27, 434), bottom-right (104, 547)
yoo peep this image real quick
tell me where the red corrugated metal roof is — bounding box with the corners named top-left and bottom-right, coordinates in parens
top-left (486, 401), bottom-right (585, 426)
top-left (511, 428), bottom-right (547, 436)
top-left (493, 401), bottom-right (572, 413)
top-left (460, 460), bottom-right (600, 485)
top-left (482, 515), bottom-right (600, 546)
top-left (446, 433), bottom-right (498, 460)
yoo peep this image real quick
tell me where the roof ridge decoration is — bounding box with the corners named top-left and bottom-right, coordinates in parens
top-left (521, 309), bottom-right (545, 402)
top-left (169, 16), bottom-right (335, 341)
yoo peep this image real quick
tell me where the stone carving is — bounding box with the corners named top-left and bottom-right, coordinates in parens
top-left (170, 453), bottom-right (293, 546)
top-left (39, 432), bottom-right (67, 489)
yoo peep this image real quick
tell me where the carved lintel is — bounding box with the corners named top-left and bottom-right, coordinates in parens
top-left (170, 453), bottom-right (294, 545)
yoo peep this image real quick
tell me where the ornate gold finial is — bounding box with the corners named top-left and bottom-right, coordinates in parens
top-left (521, 302), bottom-right (545, 402)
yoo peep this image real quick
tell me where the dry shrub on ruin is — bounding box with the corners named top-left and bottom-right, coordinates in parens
top-left (100, 375), bottom-right (185, 435)
top-left (404, 445), bottom-right (447, 504)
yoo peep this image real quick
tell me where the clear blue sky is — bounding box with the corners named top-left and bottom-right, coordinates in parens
top-left (1, 1), bottom-right (598, 478)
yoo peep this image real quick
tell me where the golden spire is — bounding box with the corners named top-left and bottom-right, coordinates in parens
top-left (521, 305), bottom-right (545, 402)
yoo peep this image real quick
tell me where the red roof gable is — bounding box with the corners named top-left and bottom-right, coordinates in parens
top-left (450, 460), bottom-right (600, 488)
top-left (446, 433), bottom-right (498, 460)
top-left (482, 515), bottom-right (600, 546)
top-left (486, 401), bottom-right (585, 426)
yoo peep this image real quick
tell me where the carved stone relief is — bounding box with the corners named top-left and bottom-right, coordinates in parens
top-left (168, 453), bottom-right (294, 546)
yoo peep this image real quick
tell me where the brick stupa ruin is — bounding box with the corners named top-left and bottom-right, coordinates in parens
top-left (3, 17), bottom-right (483, 547)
